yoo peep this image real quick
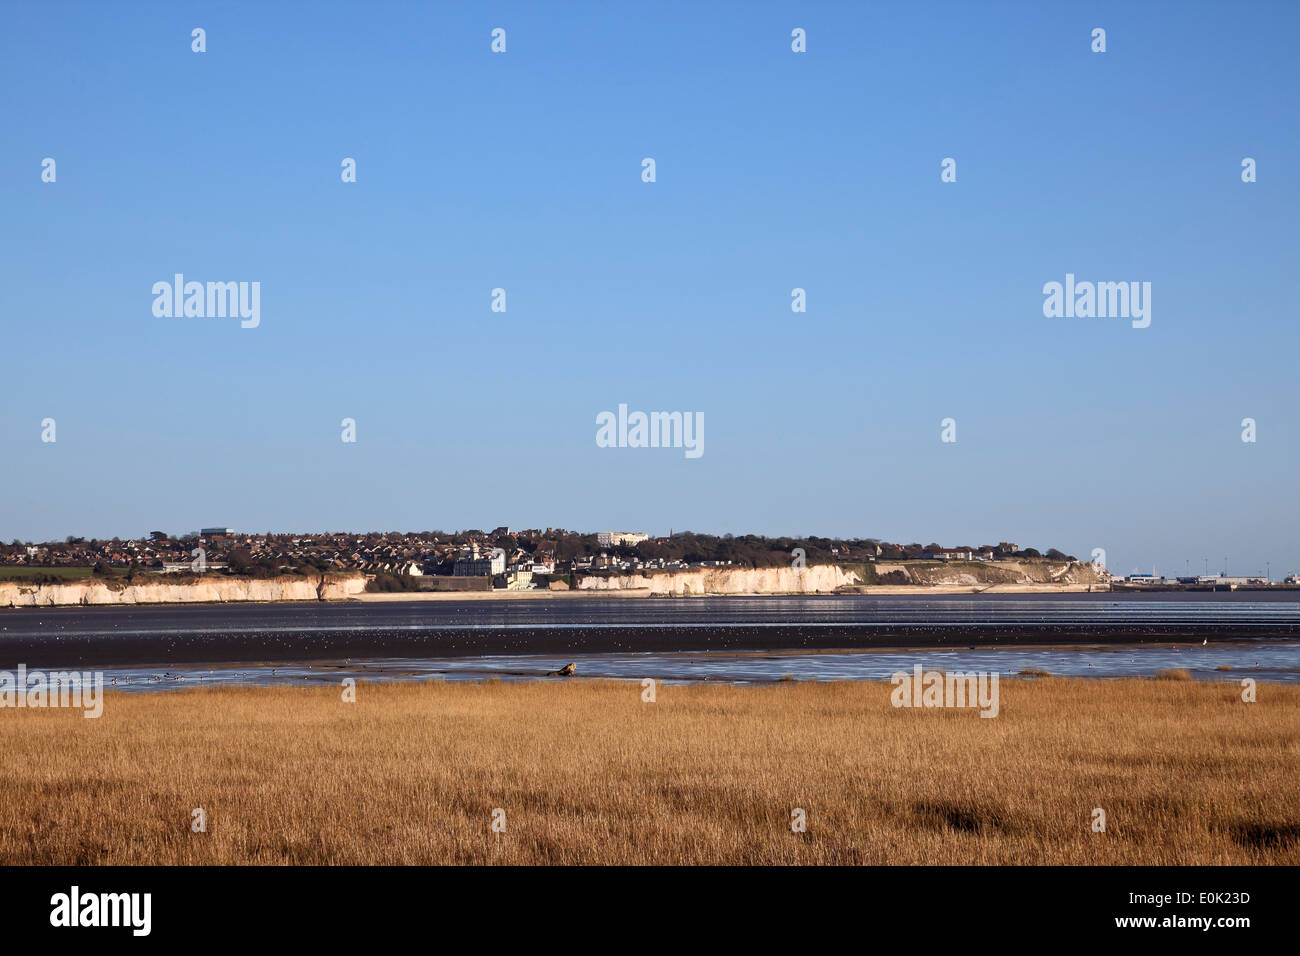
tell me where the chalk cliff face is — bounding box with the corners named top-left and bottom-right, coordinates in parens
top-left (0, 574), bottom-right (368, 607)
top-left (576, 565), bottom-right (860, 595)
top-left (872, 560), bottom-right (1108, 587)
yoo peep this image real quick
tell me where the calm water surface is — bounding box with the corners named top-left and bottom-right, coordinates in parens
top-left (96, 641), bottom-right (1300, 690)
top-left (5, 593), bottom-right (1297, 688)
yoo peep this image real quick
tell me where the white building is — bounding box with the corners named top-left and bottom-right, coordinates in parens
top-left (454, 552), bottom-right (506, 576)
top-left (596, 532), bottom-right (649, 547)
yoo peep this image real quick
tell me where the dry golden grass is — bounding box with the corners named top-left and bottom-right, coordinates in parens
top-left (1, 677), bottom-right (1297, 865)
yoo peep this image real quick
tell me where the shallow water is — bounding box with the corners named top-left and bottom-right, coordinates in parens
top-left (6, 593), bottom-right (1300, 670)
top-left (97, 640), bottom-right (1300, 691)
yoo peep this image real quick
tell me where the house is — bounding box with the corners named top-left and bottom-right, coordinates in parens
top-left (504, 569), bottom-right (534, 590)
top-left (922, 548), bottom-right (976, 562)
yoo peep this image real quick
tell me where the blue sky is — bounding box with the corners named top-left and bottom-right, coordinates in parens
top-left (2, 1), bottom-right (1297, 578)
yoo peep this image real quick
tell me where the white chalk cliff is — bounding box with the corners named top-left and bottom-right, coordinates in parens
top-left (576, 564), bottom-right (860, 595)
top-left (0, 574), bottom-right (369, 607)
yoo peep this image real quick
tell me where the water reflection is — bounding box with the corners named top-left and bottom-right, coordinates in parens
top-left (98, 641), bottom-right (1300, 691)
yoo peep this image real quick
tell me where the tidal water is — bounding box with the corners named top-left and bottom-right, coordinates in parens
top-left (92, 640), bottom-right (1300, 691)
top-left (3, 592), bottom-right (1294, 690)
top-left (5, 591), bottom-right (1299, 660)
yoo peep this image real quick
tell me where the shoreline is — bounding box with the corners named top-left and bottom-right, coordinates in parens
top-left (0, 582), bottom-right (1120, 611)
top-left (12, 579), bottom-right (1299, 609)
top-left (353, 582), bottom-right (1110, 602)
top-left (0, 561), bottom-right (1112, 608)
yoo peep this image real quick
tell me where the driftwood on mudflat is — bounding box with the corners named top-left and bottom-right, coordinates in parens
top-left (546, 662), bottom-right (577, 677)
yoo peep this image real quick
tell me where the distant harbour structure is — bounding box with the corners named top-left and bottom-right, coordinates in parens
top-left (1122, 570), bottom-right (1269, 589)
top-left (1196, 575), bottom-right (1260, 586)
top-left (1124, 572), bottom-right (1165, 584)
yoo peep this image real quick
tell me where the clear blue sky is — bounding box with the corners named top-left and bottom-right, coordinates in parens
top-left (2, 1), bottom-right (1297, 579)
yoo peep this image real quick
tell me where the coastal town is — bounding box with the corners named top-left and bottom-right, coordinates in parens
top-left (2, 529), bottom-right (1293, 592)
top-left (1, 529), bottom-right (1068, 588)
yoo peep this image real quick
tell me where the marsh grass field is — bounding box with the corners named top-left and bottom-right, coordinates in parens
top-left (2, 677), bottom-right (1297, 865)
